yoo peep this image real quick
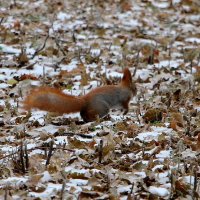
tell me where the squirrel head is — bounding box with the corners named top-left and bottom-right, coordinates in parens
top-left (122, 68), bottom-right (137, 96)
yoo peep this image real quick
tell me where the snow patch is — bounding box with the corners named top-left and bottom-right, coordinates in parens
top-left (149, 186), bottom-right (169, 197)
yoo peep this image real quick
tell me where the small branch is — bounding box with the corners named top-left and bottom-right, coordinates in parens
top-left (19, 141), bottom-right (25, 174)
top-left (60, 171), bottom-right (66, 200)
top-left (127, 182), bottom-right (135, 200)
top-left (51, 24), bottom-right (67, 56)
top-left (193, 168), bottom-right (198, 199)
top-left (77, 47), bottom-right (84, 65)
top-left (0, 146), bottom-right (75, 160)
top-left (98, 139), bottom-right (103, 163)
top-left (24, 143), bottom-right (29, 169)
top-left (142, 141), bottom-right (145, 158)
top-left (31, 32), bottom-right (50, 59)
top-left (0, 17), bottom-right (4, 25)
top-left (45, 140), bottom-right (54, 166)
top-left (42, 65), bottom-right (46, 85)
top-left (190, 60), bottom-right (193, 74)
top-left (54, 36), bottom-right (67, 56)
top-left (169, 170), bottom-right (174, 198)
top-left (4, 185), bottom-right (8, 200)
top-left (72, 32), bottom-right (76, 43)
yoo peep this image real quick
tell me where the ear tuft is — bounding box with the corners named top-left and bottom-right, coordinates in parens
top-left (122, 68), bottom-right (132, 84)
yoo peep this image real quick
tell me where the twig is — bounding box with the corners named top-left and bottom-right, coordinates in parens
top-left (24, 143), bottom-right (29, 169)
top-left (77, 47), bottom-right (83, 65)
top-left (4, 185), bottom-right (8, 200)
top-left (142, 141), bottom-right (145, 158)
top-left (19, 141), bottom-right (26, 174)
top-left (60, 171), bottom-right (66, 200)
top-left (193, 168), bottom-right (198, 200)
top-left (190, 60), bottom-right (193, 74)
top-left (42, 65), bottom-right (46, 85)
top-left (0, 17), bottom-right (4, 25)
top-left (72, 32), bottom-right (76, 43)
top-left (31, 32), bottom-right (50, 59)
top-left (98, 139), bottom-right (103, 163)
top-left (13, 0), bottom-right (17, 6)
top-left (127, 182), bottom-right (135, 200)
top-left (169, 170), bottom-right (174, 199)
top-left (51, 24), bottom-right (67, 56)
top-left (54, 36), bottom-right (67, 56)
top-left (54, 131), bottom-right (94, 139)
top-left (45, 140), bottom-right (54, 166)
top-left (0, 146), bottom-right (75, 160)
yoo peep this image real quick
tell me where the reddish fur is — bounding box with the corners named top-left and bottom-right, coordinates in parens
top-left (23, 87), bottom-right (84, 114)
top-left (23, 68), bottom-right (136, 122)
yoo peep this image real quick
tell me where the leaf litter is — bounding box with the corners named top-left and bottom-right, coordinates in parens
top-left (0, 0), bottom-right (200, 199)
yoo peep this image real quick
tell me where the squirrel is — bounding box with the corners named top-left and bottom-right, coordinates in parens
top-left (23, 68), bottom-right (137, 122)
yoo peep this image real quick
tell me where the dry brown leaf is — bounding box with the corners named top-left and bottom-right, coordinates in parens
top-left (13, 20), bottom-right (21, 30)
top-left (170, 119), bottom-right (178, 131)
top-left (143, 108), bottom-right (164, 123)
top-left (196, 133), bottom-right (200, 150)
top-left (115, 121), bottom-right (129, 131)
top-left (81, 69), bottom-right (89, 86)
top-left (175, 180), bottom-right (189, 195)
top-left (16, 48), bottom-right (29, 66)
top-left (28, 174), bottom-right (43, 186)
top-left (67, 137), bottom-right (87, 149)
top-left (19, 74), bottom-right (38, 81)
top-left (170, 112), bottom-right (185, 131)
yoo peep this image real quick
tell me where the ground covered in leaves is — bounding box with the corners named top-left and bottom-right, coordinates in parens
top-left (0, 0), bottom-right (200, 199)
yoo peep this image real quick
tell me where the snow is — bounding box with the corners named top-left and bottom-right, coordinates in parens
top-left (55, 136), bottom-right (68, 145)
top-left (57, 12), bottom-right (71, 21)
top-left (183, 176), bottom-right (195, 185)
top-left (152, 165), bottom-right (164, 171)
top-left (0, 177), bottom-right (28, 188)
top-left (173, 0), bottom-right (182, 4)
top-left (0, 44), bottom-right (21, 54)
top-left (181, 149), bottom-right (196, 158)
top-left (156, 150), bottom-right (172, 159)
top-left (152, 1), bottom-right (169, 9)
top-left (29, 183), bottom-right (62, 198)
top-left (117, 185), bottom-right (131, 194)
top-left (136, 131), bottom-right (162, 142)
top-left (1, 145), bottom-right (16, 153)
top-left (136, 126), bottom-right (173, 143)
top-left (185, 37), bottom-right (200, 44)
top-left (90, 48), bottom-right (101, 56)
top-left (136, 69), bottom-right (151, 81)
top-left (145, 146), bottom-right (159, 155)
top-left (106, 71), bottom-right (122, 78)
top-left (65, 167), bottom-right (90, 176)
top-left (134, 172), bottom-right (146, 178)
top-left (154, 60), bottom-right (182, 69)
top-left (149, 186), bottom-right (170, 197)
top-left (0, 83), bottom-right (9, 88)
top-left (28, 111), bottom-right (46, 126)
top-left (69, 179), bottom-right (88, 186)
top-left (27, 124), bottom-right (59, 137)
top-left (1, 0), bottom-right (200, 199)
top-left (41, 171), bottom-right (52, 183)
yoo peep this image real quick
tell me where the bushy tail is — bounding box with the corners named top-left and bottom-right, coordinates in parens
top-left (23, 87), bottom-right (85, 114)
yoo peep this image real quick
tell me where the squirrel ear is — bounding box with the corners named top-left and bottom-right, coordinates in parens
top-left (122, 68), bottom-right (132, 83)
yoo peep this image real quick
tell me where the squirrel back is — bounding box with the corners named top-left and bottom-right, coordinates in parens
top-left (23, 68), bottom-right (137, 122)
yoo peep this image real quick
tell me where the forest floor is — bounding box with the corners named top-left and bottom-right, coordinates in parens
top-left (0, 0), bottom-right (200, 199)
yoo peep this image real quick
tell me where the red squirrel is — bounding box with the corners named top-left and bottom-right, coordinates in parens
top-left (23, 68), bottom-right (137, 122)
